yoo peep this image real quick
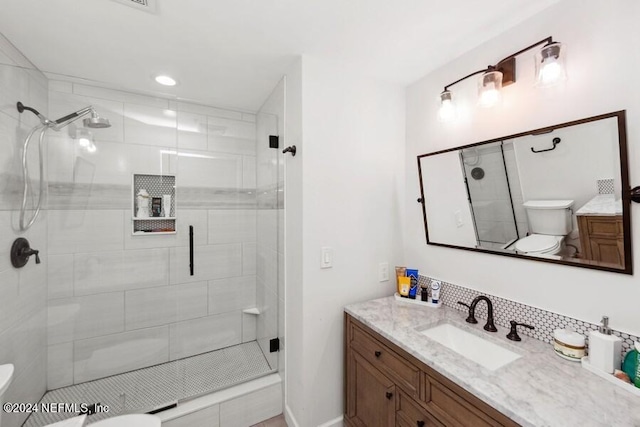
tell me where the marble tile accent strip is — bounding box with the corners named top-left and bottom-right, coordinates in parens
top-left (257, 184), bottom-right (284, 209)
top-left (48, 183), bottom-right (257, 210)
top-left (419, 275), bottom-right (639, 358)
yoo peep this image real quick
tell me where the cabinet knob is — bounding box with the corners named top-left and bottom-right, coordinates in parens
top-left (385, 392), bottom-right (393, 400)
top-left (417, 421), bottom-right (425, 427)
top-left (375, 351), bottom-right (382, 358)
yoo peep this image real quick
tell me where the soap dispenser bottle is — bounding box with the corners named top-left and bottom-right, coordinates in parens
top-left (588, 316), bottom-right (622, 374)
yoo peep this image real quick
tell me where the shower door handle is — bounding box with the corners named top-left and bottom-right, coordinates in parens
top-left (189, 225), bottom-right (194, 276)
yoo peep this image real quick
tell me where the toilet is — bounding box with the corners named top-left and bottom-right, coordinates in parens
top-left (0, 364), bottom-right (14, 427)
top-left (514, 200), bottom-right (574, 255)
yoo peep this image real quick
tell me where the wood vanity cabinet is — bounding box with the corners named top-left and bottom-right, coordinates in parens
top-left (345, 314), bottom-right (519, 427)
top-left (577, 215), bottom-right (624, 268)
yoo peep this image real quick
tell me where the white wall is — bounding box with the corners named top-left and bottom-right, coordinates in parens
top-left (285, 55), bottom-right (406, 427)
top-left (283, 58), bottom-right (304, 426)
top-left (513, 117), bottom-right (620, 211)
top-left (405, 0), bottom-right (640, 335)
top-left (421, 151), bottom-right (476, 246)
top-left (0, 33), bottom-right (48, 427)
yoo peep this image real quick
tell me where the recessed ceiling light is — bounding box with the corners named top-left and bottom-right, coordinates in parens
top-left (154, 75), bottom-right (177, 86)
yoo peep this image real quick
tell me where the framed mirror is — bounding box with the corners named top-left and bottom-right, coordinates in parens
top-left (417, 111), bottom-right (632, 274)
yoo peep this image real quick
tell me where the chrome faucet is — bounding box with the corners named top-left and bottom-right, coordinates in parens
top-left (457, 296), bottom-right (498, 332)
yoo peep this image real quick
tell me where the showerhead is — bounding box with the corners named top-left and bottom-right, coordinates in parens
top-left (83, 111), bottom-right (111, 129)
top-left (17, 101), bottom-right (112, 131)
top-left (51, 106), bottom-right (111, 130)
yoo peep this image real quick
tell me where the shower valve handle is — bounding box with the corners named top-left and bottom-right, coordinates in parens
top-left (22, 248), bottom-right (40, 264)
top-left (11, 238), bottom-right (41, 268)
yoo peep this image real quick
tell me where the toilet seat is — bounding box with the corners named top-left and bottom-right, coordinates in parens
top-left (515, 234), bottom-right (561, 254)
top-left (89, 414), bottom-right (160, 427)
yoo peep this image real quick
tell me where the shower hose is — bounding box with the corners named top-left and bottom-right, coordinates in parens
top-left (19, 124), bottom-right (47, 231)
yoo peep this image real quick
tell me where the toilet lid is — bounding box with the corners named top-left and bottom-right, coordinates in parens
top-left (88, 414), bottom-right (161, 427)
top-left (515, 234), bottom-right (560, 253)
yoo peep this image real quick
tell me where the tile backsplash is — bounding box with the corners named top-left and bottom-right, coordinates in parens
top-left (419, 275), bottom-right (638, 358)
top-left (597, 178), bottom-right (615, 194)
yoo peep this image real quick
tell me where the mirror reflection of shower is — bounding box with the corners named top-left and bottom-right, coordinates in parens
top-left (460, 141), bottom-right (522, 250)
top-left (16, 101), bottom-right (112, 231)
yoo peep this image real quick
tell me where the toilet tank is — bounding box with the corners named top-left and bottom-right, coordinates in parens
top-left (523, 200), bottom-right (574, 235)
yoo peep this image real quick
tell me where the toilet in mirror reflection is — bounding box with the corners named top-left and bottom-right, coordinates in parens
top-left (512, 200), bottom-right (574, 257)
top-left (417, 111), bottom-right (631, 274)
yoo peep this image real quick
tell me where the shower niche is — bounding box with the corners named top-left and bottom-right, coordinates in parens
top-left (131, 173), bottom-right (176, 235)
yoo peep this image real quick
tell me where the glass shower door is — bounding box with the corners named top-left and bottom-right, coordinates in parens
top-left (461, 142), bottom-right (519, 250)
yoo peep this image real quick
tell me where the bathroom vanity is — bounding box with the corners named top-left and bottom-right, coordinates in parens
top-left (344, 297), bottom-right (640, 427)
top-left (576, 194), bottom-right (624, 268)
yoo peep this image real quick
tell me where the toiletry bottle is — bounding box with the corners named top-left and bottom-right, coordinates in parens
top-left (589, 316), bottom-right (622, 374)
top-left (430, 280), bottom-right (441, 304)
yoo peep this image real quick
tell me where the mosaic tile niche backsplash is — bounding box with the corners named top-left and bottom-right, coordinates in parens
top-left (418, 275), bottom-right (639, 358)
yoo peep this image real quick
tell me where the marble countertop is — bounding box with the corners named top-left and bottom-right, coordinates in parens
top-left (345, 297), bottom-right (640, 427)
top-left (576, 194), bottom-right (622, 216)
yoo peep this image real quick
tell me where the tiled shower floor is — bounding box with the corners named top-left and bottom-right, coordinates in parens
top-left (26, 341), bottom-right (273, 426)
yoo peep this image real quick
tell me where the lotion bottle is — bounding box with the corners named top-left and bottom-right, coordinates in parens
top-left (588, 316), bottom-right (622, 374)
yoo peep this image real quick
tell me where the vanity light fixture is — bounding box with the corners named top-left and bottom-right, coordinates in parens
top-left (154, 74), bottom-right (177, 86)
top-left (535, 42), bottom-right (566, 87)
top-left (438, 37), bottom-right (566, 119)
top-left (437, 90), bottom-right (456, 122)
top-left (477, 70), bottom-right (503, 108)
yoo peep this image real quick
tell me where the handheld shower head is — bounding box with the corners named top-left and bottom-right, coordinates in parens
top-left (17, 101), bottom-right (112, 131)
top-left (83, 111), bottom-right (111, 128)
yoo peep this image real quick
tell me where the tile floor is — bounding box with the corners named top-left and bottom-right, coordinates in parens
top-left (26, 342), bottom-right (273, 426)
top-left (251, 414), bottom-right (288, 427)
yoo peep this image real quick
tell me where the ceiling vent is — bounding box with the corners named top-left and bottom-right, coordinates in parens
top-left (109, 0), bottom-right (158, 14)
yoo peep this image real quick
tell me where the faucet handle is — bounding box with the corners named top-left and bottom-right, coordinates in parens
top-left (457, 301), bottom-right (477, 324)
top-left (506, 320), bottom-right (534, 341)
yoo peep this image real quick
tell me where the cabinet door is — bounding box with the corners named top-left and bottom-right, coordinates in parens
top-left (589, 237), bottom-right (624, 267)
top-left (346, 350), bottom-right (396, 427)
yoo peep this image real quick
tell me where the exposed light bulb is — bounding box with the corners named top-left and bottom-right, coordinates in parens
top-left (477, 71), bottom-right (503, 108)
top-left (538, 58), bottom-right (563, 85)
top-left (78, 137), bottom-right (91, 148)
top-left (536, 42), bottom-right (566, 87)
top-left (438, 90), bottom-right (456, 122)
top-left (478, 85), bottom-right (501, 108)
top-left (86, 142), bottom-right (97, 153)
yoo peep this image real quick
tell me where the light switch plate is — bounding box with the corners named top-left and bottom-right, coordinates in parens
top-left (321, 247), bottom-right (333, 269)
top-left (454, 210), bottom-right (464, 228)
top-left (378, 262), bottom-right (389, 282)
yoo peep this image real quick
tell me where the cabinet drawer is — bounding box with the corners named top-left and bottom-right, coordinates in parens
top-left (350, 323), bottom-right (421, 398)
top-left (426, 377), bottom-right (499, 427)
top-left (397, 390), bottom-right (442, 427)
top-left (585, 216), bottom-right (623, 237)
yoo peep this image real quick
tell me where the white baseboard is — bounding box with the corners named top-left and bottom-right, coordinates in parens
top-left (283, 407), bottom-right (343, 427)
top-left (317, 415), bottom-right (344, 427)
top-left (284, 404), bottom-right (301, 427)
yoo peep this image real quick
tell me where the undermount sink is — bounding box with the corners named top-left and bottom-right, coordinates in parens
top-left (419, 323), bottom-right (521, 371)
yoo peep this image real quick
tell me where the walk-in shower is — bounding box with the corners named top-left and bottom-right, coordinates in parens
top-left (3, 74), bottom-right (285, 427)
top-left (460, 141), bottom-right (526, 250)
top-left (16, 102), bottom-right (111, 231)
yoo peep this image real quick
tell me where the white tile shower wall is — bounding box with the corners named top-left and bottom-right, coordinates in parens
top-left (46, 81), bottom-right (258, 385)
top-left (0, 33), bottom-right (49, 427)
top-left (419, 275), bottom-right (640, 358)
